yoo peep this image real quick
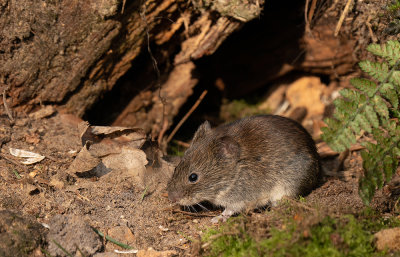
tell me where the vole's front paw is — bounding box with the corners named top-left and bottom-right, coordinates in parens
top-left (211, 215), bottom-right (227, 223)
top-left (211, 209), bottom-right (235, 223)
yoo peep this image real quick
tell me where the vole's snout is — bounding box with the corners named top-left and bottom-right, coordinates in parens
top-left (168, 190), bottom-right (182, 203)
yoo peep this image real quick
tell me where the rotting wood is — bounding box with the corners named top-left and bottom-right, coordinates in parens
top-left (0, 0), bottom-right (360, 140)
top-left (0, 0), bottom-right (245, 137)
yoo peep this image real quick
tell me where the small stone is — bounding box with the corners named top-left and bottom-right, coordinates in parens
top-left (285, 76), bottom-right (326, 119)
top-left (106, 226), bottom-right (135, 252)
top-left (29, 170), bottom-right (38, 178)
top-left (0, 210), bottom-right (45, 257)
top-left (47, 215), bottom-right (102, 256)
top-left (159, 225), bottom-right (169, 232)
top-left (374, 227), bottom-right (400, 251)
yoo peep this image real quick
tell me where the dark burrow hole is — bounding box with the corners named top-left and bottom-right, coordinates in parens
top-left (181, 201), bottom-right (221, 213)
top-left (84, 0), bottom-right (328, 148)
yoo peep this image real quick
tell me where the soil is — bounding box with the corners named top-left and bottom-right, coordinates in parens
top-left (0, 109), bottom-right (399, 257)
top-left (1, 0), bottom-right (400, 256)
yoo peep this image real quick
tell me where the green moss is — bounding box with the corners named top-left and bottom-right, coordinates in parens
top-left (202, 218), bottom-right (259, 257)
top-left (201, 210), bottom-right (400, 257)
top-left (220, 98), bottom-right (269, 122)
top-left (167, 140), bottom-right (186, 156)
top-left (388, 0), bottom-right (400, 12)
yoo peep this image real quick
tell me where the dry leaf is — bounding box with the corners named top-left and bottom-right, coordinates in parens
top-left (9, 148), bottom-right (45, 165)
top-left (78, 122), bottom-right (146, 148)
top-left (69, 122), bottom-right (149, 185)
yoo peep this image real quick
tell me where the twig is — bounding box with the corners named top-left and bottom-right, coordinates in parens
top-left (140, 2), bottom-right (167, 147)
top-left (334, 0), bottom-right (353, 36)
top-left (157, 118), bottom-right (169, 147)
top-left (0, 153), bottom-right (28, 172)
top-left (326, 0), bottom-right (340, 13)
top-left (317, 142), bottom-right (364, 158)
top-left (307, 0), bottom-right (318, 26)
top-left (334, 149), bottom-right (350, 173)
top-left (121, 0), bottom-right (126, 14)
top-left (304, 0), bottom-right (310, 32)
top-left (173, 140), bottom-right (190, 148)
top-left (2, 89), bottom-right (14, 122)
top-left (74, 191), bottom-right (91, 202)
top-left (365, 15), bottom-right (377, 43)
top-left (171, 209), bottom-right (216, 217)
top-left (166, 90), bottom-right (208, 143)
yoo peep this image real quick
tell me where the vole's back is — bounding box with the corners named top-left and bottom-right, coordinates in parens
top-left (167, 115), bottom-right (321, 218)
top-left (211, 115), bottom-right (320, 206)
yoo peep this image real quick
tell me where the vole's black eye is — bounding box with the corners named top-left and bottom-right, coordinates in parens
top-left (188, 173), bottom-right (198, 183)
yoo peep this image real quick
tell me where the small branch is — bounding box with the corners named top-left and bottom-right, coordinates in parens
top-left (140, 2), bottom-right (167, 147)
top-left (0, 153), bottom-right (28, 172)
top-left (157, 118), bottom-right (169, 146)
top-left (365, 15), bottom-right (377, 43)
top-left (334, 0), bottom-right (353, 36)
top-left (2, 89), bottom-right (14, 122)
top-left (304, 0), bottom-right (310, 32)
top-left (307, 0), bottom-right (318, 26)
top-left (166, 90), bottom-right (208, 143)
top-left (171, 209), bottom-right (216, 217)
top-left (121, 0), bottom-right (126, 14)
top-left (173, 140), bottom-right (190, 148)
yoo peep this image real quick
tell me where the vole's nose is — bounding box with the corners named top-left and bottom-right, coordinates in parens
top-left (168, 191), bottom-right (182, 203)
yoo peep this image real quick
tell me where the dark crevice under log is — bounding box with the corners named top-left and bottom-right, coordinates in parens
top-left (85, 0), bottom-right (356, 141)
top-left (1, 0), bottom-right (359, 141)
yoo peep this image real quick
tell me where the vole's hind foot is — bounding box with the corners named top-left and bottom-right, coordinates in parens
top-left (211, 209), bottom-right (235, 223)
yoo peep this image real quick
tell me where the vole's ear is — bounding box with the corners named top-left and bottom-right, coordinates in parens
top-left (218, 136), bottom-right (240, 160)
top-left (191, 121), bottom-right (211, 144)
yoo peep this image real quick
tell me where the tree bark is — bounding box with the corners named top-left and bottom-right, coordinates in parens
top-left (1, 0), bottom-right (263, 133)
top-left (1, 0), bottom-right (358, 139)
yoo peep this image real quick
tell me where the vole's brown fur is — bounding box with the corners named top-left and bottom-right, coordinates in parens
top-left (167, 115), bottom-right (321, 221)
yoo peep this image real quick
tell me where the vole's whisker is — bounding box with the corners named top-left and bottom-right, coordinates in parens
top-left (190, 205), bottom-right (198, 213)
top-left (197, 202), bottom-right (209, 212)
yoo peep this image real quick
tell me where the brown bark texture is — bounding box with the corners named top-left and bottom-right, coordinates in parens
top-left (1, 0), bottom-right (263, 131)
top-left (0, 0), bottom-right (356, 138)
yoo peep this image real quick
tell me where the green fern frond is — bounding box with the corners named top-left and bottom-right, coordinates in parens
top-left (372, 95), bottom-right (389, 119)
top-left (350, 78), bottom-right (376, 97)
top-left (359, 61), bottom-right (389, 82)
top-left (367, 40), bottom-right (400, 66)
top-left (353, 114), bottom-right (372, 133)
top-left (321, 40), bottom-right (400, 205)
top-left (358, 129), bottom-right (399, 205)
top-left (390, 71), bottom-right (400, 86)
top-left (379, 83), bottom-right (398, 108)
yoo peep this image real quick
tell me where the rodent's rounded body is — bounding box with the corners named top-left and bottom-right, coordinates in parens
top-left (167, 115), bottom-right (321, 218)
